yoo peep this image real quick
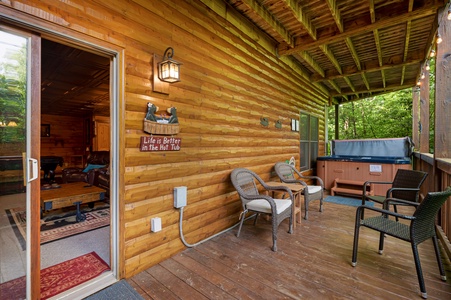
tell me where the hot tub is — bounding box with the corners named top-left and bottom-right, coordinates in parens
top-left (317, 138), bottom-right (413, 196)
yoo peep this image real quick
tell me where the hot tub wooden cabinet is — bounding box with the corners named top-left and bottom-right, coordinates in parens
top-left (317, 156), bottom-right (411, 196)
top-left (318, 138), bottom-right (413, 196)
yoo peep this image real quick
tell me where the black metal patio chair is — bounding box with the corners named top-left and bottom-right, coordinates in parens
top-left (274, 162), bottom-right (324, 220)
top-left (352, 187), bottom-right (451, 299)
top-left (362, 169), bottom-right (428, 218)
top-left (230, 168), bottom-right (293, 251)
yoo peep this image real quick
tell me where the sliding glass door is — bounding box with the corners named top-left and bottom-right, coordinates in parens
top-left (0, 27), bottom-right (41, 299)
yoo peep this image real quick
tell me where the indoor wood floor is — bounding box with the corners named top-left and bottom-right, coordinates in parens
top-left (127, 200), bottom-right (451, 300)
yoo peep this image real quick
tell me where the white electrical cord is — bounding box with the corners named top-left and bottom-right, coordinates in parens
top-left (178, 206), bottom-right (255, 248)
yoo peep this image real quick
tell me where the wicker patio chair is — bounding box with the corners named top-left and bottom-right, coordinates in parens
top-left (362, 169), bottom-right (427, 219)
top-left (352, 187), bottom-right (451, 299)
top-left (274, 162), bottom-right (324, 220)
top-left (230, 168), bottom-right (293, 251)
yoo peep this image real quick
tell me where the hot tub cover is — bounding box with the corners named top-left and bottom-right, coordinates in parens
top-left (331, 137), bottom-right (413, 158)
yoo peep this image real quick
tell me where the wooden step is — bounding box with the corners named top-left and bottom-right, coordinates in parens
top-left (331, 178), bottom-right (374, 197)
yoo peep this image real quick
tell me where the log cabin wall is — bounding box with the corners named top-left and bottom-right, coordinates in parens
top-left (41, 114), bottom-right (85, 171)
top-left (1, 0), bottom-right (329, 277)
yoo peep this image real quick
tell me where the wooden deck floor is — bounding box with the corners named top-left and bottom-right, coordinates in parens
top-left (127, 199), bottom-right (451, 299)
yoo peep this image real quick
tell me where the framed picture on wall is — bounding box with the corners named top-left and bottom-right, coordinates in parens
top-left (41, 124), bottom-right (50, 137)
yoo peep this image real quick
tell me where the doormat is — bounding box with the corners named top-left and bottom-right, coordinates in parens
top-left (0, 251), bottom-right (110, 300)
top-left (324, 196), bottom-right (374, 207)
top-left (84, 279), bottom-right (144, 300)
top-left (6, 204), bottom-right (110, 251)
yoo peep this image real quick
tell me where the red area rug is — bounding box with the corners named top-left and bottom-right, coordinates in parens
top-left (0, 251), bottom-right (110, 299)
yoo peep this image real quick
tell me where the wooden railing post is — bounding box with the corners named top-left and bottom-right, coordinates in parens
top-left (435, 8), bottom-right (451, 162)
top-left (433, 6), bottom-right (451, 264)
top-left (412, 87), bottom-right (420, 151)
top-left (419, 69), bottom-right (429, 153)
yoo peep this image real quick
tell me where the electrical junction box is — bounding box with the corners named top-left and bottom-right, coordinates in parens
top-left (174, 186), bottom-right (187, 208)
top-left (151, 217), bottom-right (162, 232)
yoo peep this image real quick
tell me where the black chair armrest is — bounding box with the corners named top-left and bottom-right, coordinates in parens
top-left (386, 187), bottom-right (420, 198)
top-left (383, 197), bottom-right (420, 209)
top-left (356, 205), bottom-right (416, 221)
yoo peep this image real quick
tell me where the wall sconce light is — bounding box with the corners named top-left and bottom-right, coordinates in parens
top-left (158, 47), bottom-right (182, 83)
top-left (153, 47), bottom-right (183, 94)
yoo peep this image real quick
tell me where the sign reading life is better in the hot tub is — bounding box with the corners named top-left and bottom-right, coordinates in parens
top-left (140, 136), bottom-right (181, 151)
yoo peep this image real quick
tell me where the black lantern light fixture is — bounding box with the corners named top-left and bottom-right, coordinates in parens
top-left (158, 47), bottom-right (182, 83)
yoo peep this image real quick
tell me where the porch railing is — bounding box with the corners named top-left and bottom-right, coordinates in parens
top-left (413, 152), bottom-right (451, 261)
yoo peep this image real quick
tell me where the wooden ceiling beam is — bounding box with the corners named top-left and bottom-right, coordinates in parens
top-left (320, 43), bottom-right (359, 93)
top-left (320, 44), bottom-right (342, 74)
top-left (401, 0), bottom-right (414, 85)
top-left (285, 0), bottom-right (317, 40)
top-left (345, 37), bottom-right (368, 91)
top-left (240, 0), bottom-right (294, 47)
top-left (331, 82), bottom-right (416, 97)
top-left (345, 37), bottom-right (361, 70)
top-left (369, 0), bottom-right (376, 23)
top-left (328, 79), bottom-right (341, 94)
top-left (401, 66), bottom-right (406, 85)
top-left (373, 30), bottom-right (386, 87)
top-left (361, 73), bottom-right (370, 90)
top-left (311, 58), bottom-right (422, 82)
top-left (401, 21), bottom-right (412, 85)
top-left (338, 85), bottom-right (417, 103)
top-left (296, 51), bottom-right (325, 77)
top-left (369, 0), bottom-right (385, 89)
top-left (326, 0), bottom-right (343, 33)
top-left (279, 5), bottom-right (441, 55)
top-left (403, 22), bottom-right (412, 63)
top-left (343, 77), bottom-right (355, 92)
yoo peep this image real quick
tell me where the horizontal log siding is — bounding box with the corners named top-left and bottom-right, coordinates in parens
top-left (2, 0), bottom-right (328, 277)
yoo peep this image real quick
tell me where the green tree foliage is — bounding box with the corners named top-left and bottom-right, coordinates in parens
top-left (0, 39), bottom-right (26, 144)
top-left (328, 89), bottom-right (413, 141)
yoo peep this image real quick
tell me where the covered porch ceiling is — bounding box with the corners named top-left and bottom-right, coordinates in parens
top-left (226, 0), bottom-right (447, 104)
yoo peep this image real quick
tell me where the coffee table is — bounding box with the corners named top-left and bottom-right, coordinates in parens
top-left (40, 182), bottom-right (105, 222)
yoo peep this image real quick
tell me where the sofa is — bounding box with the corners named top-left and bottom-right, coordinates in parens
top-left (62, 151), bottom-right (110, 196)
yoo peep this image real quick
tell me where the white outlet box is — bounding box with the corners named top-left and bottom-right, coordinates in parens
top-left (174, 186), bottom-right (187, 208)
top-left (151, 217), bottom-right (162, 232)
